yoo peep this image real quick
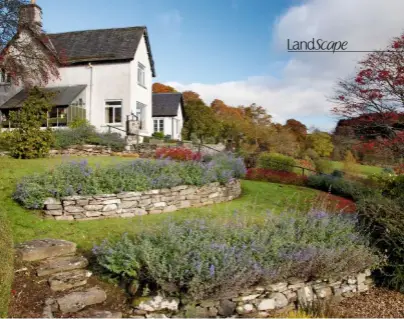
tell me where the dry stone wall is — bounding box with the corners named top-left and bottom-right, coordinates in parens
top-left (43, 180), bottom-right (241, 221)
top-left (131, 270), bottom-right (373, 318)
top-left (49, 145), bottom-right (112, 156)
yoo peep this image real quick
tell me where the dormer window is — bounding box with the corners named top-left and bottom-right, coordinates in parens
top-left (0, 69), bottom-right (11, 84)
top-left (137, 62), bottom-right (145, 87)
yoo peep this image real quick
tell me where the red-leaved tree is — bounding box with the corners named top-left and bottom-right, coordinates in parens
top-left (332, 32), bottom-right (404, 158)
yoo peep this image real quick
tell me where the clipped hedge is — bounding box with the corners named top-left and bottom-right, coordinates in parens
top-left (0, 211), bottom-right (13, 317)
top-left (257, 152), bottom-right (296, 172)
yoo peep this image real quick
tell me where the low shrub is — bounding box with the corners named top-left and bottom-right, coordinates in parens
top-left (257, 152), bottom-right (296, 172)
top-left (152, 131), bottom-right (164, 139)
top-left (307, 175), bottom-right (375, 201)
top-left (155, 147), bottom-right (201, 161)
top-left (14, 154), bottom-right (246, 209)
top-left (356, 196), bottom-right (404, 290)
top-left (53, 122), bottom-right (126, 151)
top-left (93, 210), bottom-right (380, 300)
top-left (297, 158), bottom-right (316, 171)
top-left (331, 169), bottom-right (345, 178)
top-left (246, 168), bottom-right (307, 186)
top-left (314, 159), bottom-right (333, 174)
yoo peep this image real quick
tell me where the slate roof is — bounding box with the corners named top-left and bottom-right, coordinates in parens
top-left (48, 26), bottom-right (156, 76)
top-left (152, 93), bottom-right (184, 117)
top-left (0, 85), bottom-right (87, 109)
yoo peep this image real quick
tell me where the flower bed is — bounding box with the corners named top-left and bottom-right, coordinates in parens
top-left (246, 168), bottom-right (307, 186)
top-left (94, 211), bottom-right (380, 316)
top-left (155, 146), bottom-right (202, 161)
top-left (13, 154), bottom-right (246, 211)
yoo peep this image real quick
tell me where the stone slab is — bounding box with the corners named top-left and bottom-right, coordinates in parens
top-left (16, 239), bottom-right (76, 261)
top-left (37, 255), bottom-right (89, 276)
top-left (57, 287), bottom-right (107, 313)
top-left (49, 269), bottom-right (92, 292)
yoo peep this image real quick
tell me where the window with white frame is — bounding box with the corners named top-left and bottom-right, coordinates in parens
top-left (137, 63), bottom-right (145, 86)
top-left (153, 119), bottom-right (164, 133)
top-left (105, 101), bottom-right (122, 124)
top-left (136, 102), bottom-right (146, 129)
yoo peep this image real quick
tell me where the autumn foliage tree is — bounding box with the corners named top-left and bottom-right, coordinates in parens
top-left (152, 83), bottom-right (176, 93)
top-left (332, 32), bottom-right (404, 158)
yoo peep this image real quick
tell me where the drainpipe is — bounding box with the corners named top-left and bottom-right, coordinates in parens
top-left (87, 63), bottom-right (93, 122)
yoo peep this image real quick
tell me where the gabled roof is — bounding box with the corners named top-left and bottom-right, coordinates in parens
top-left (152, 93), bottom-right (184, 117)
top-left (0, 85), bottom-right (87, 109)
top-left (48, 26), bottom-right (156, 77)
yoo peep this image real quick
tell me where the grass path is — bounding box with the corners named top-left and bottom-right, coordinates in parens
top-left (0, 156), bottom-right (318, 250)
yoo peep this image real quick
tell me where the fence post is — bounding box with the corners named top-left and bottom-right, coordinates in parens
top-left (302, 167), bottom-right (305, 176)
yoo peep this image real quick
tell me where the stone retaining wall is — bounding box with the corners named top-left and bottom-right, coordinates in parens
top-left (49, 145), bottom-right (112, 156)
top-left (43, 180), bottom-right (241, 221)
top-left (131, 270), bottom-right (373, 318)
top-left (49, 143), bottom-right (226, 158)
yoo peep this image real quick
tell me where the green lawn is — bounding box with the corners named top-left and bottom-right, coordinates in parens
top-left (327, 160), bottom-right (383, 176)
top-left (0, 156), bottom-right (318, 250)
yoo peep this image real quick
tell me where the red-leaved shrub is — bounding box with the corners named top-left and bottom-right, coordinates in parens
top-left (394, 163), bottom-right (404, 175)
top-left (155, 147), bottom-right (202, 161)
top-left (246, 168), bottom-right (307, 186)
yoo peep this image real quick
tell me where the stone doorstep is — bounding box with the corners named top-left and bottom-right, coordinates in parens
top-left (37, 255), bottom-right (89, 277)
top-left (48, 269), bottom-right (92, 292)
top-left (15, 239), bottom-right (77, 262)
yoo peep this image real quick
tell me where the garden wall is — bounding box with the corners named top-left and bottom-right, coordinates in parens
top-left (43, 180), bottom-right (241, 221)
top-left (48, 143), bottom-right (226, 158)
top-left (132, 270), bottom-right (373, 317)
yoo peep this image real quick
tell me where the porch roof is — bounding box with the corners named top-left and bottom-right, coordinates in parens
top-left (0, 85), bottom-right (87, 110)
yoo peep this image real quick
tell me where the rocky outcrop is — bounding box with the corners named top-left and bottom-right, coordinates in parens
top-left (43, 180), bottom-right (242, 221)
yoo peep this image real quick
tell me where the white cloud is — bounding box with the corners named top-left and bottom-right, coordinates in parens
top-left (166, 0), bottom-right (404, 130)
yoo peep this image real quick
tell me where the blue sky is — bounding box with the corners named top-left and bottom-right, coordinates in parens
top-left (40, 0), bottom-right (292, 83)
top-left (38, 0), bottom-right (404, 130)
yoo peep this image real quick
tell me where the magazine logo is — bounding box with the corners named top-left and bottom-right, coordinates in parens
top-left (287, 38), bottom-right (348, 53)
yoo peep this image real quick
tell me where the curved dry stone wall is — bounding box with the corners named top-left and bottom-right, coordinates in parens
top-left (131, 271), bottom-right (373, 318)
top-left (43, 180), bottom-right (241, 221)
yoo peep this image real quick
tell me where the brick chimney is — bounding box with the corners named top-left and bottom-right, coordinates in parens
top-left (19, 0), bottom-right (42, 33)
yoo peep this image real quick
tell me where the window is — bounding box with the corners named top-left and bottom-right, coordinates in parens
top-left (0, 69), bottom-right (11, 84)
top-left (105, 101), bottom-right (122, 124)
top-left (137, 62), bottom-right (146, 86)
top-left (153, 119), bottom-right (164, 133)
top-left (136, 102), bottom-right (146, 129)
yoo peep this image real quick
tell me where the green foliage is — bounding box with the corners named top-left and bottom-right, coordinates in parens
top-left (6, 88), bottom-right (55, 159)
top-left (183, 100), bottom-right (219, 143)
top-left (13, 154), bottom-right (246, 209)
top-left (314, 159), bottom-right (333, 174)
top-left (307, 132), bottom-right (334, 157)
top-left (68, 117), bottom-right (90, 129)
top-left (0, 210), bottom-right (13, 317)
top-left (343, 150), bottom-right (358, 175)
top-left (152, 131), bottom-right (165, 139)
top-left (53, 122), bottom-right (126, 151)
top-left (307, 175), bottom-right (375, 200)
top-left (94, 211), bottom-right (380, 300)
top-left (304, 148), bottom-right (320, 160)
top-left (357, 196), bottom-right (404, 291)
top-left (257, 152), bottom-right (296, 172)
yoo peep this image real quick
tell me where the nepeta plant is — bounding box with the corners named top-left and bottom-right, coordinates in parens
top-left (93, 210), bottom-right (381, 300)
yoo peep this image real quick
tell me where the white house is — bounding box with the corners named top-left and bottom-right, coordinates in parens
top-left (152, 93), bottom-right (184, 140)
top-left (0, 1), bottom-right (156, 137)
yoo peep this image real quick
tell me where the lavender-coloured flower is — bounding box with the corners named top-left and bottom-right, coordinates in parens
top-left (209, 264), bottom-right (215, 277)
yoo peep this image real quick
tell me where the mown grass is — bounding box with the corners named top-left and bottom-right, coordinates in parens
top-left (327, 160), bottom-right (383, 176)
top-left (0, 210), bottom-right (13, 318)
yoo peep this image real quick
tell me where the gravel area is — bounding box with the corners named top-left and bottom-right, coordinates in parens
top-left (333, 287), bottom-right (404, 318)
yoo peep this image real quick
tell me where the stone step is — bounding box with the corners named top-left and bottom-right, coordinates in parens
top-left (56, 287), bottom-right (107, 313)
top-left (16, 239), bottom-right (76, 261)
top-left (37, 255), bottom-right (89, 277)
top-left (49, 269), bottom-right (92, 291)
